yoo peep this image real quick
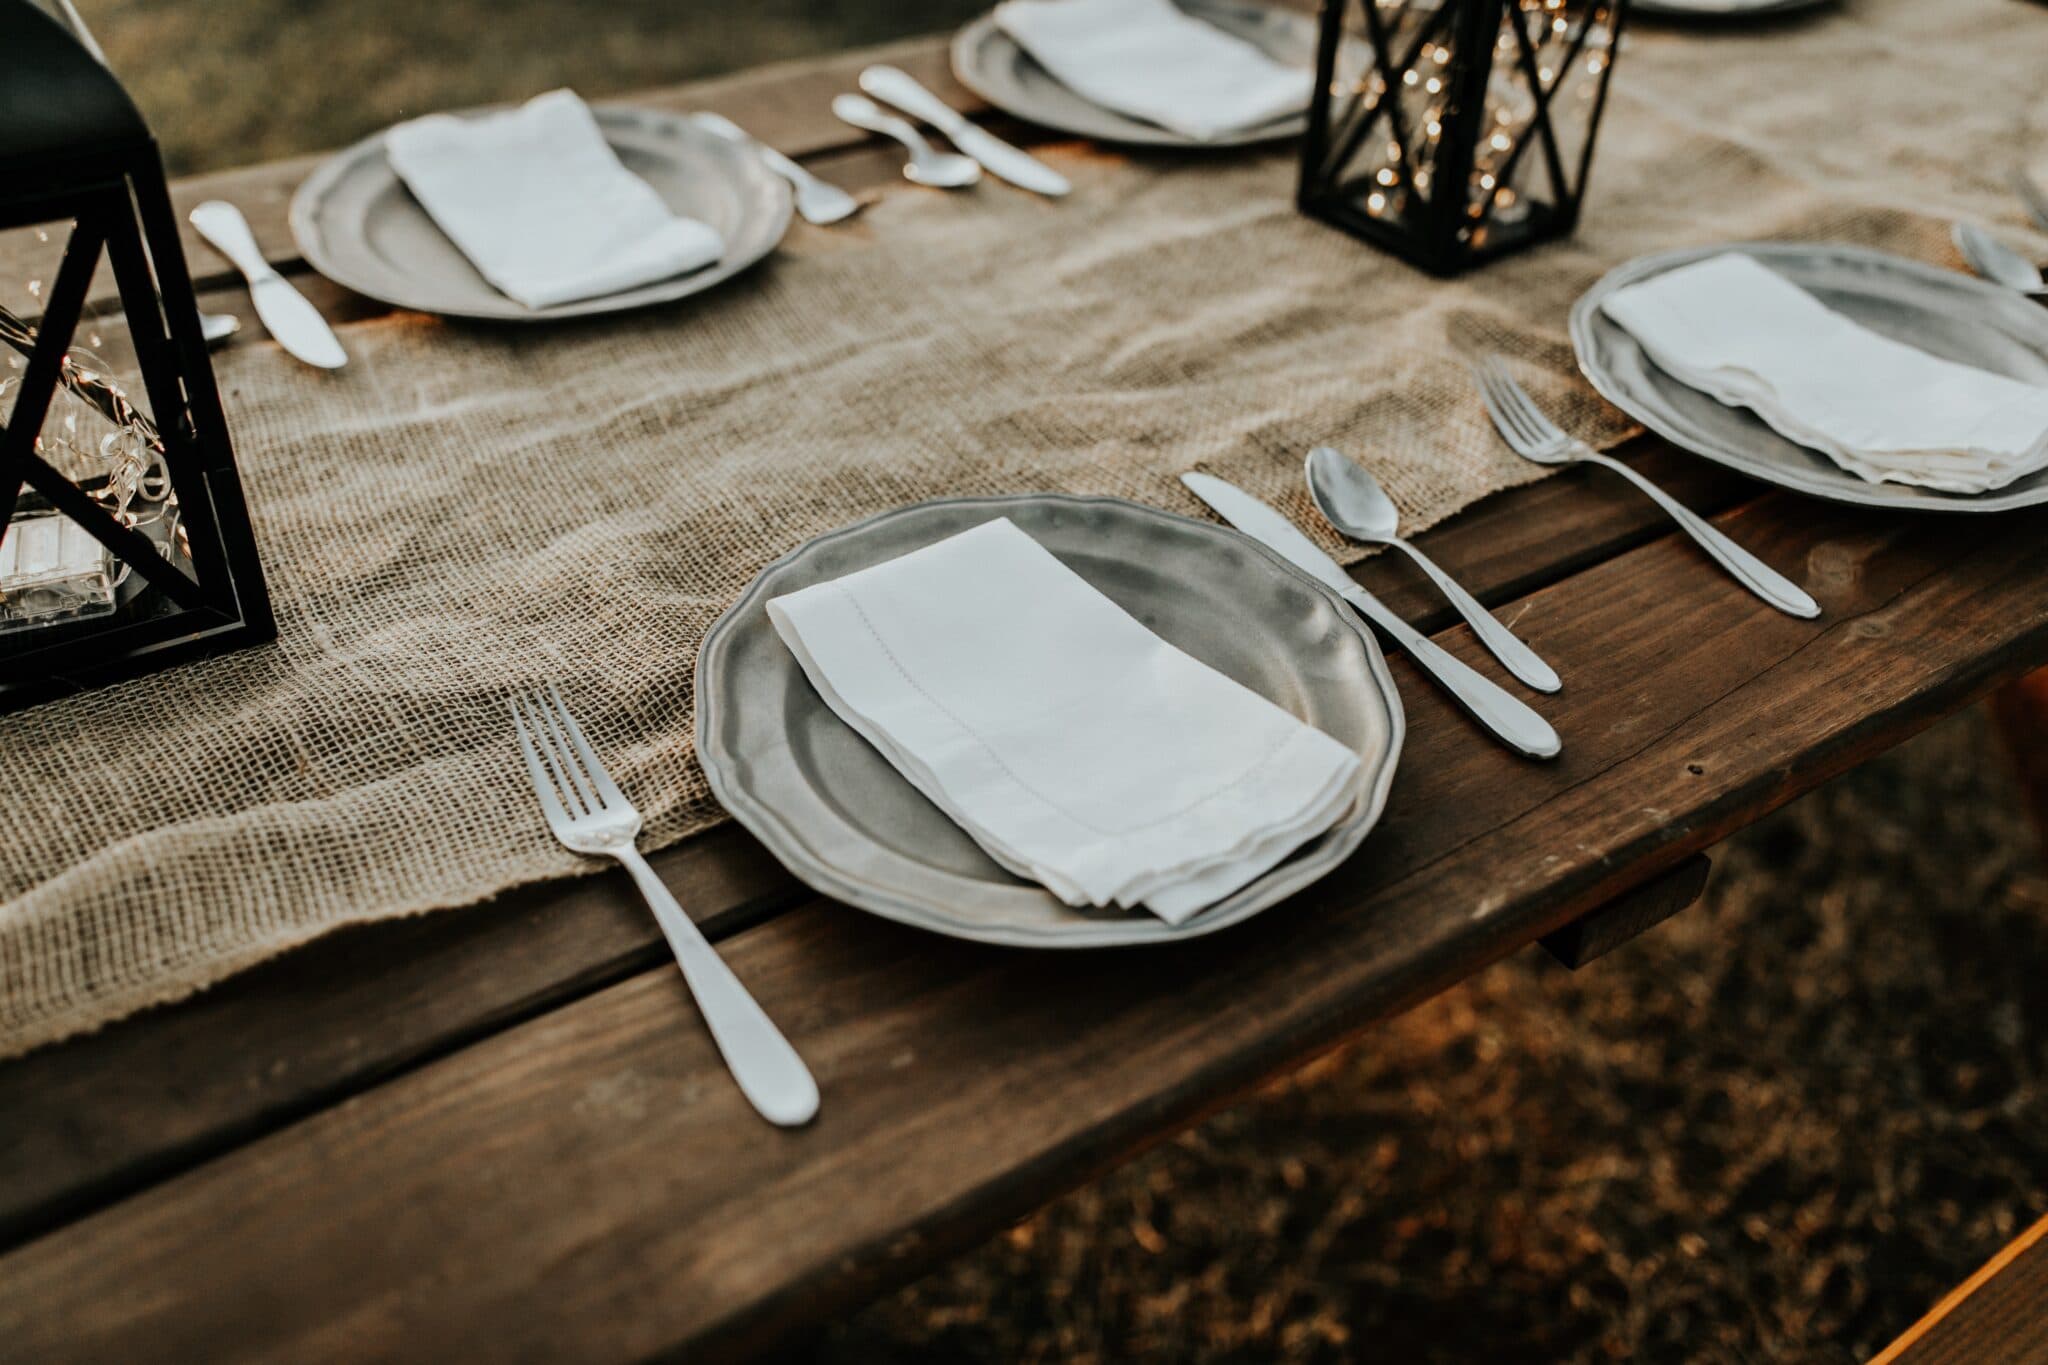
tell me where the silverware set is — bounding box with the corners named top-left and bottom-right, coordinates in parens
top-left (1306, 446), bottom-right (1561, 693)
top-left (835, 66), bottom-right (1069, 197)
top-left (1183, 472), bottom-right (1562, 759)
top-left (1182, 348), bottom-right (1836, 759)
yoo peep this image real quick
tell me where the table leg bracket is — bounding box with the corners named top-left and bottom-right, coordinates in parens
top-left (1539, 853), bottom-right (1712, 969)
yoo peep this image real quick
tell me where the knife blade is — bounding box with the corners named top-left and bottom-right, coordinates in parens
top-left (858, 65), bottom-right (1071, 197)
top-left (1179, 473), bottom-right (1561, 760)
top-left (189, 201), bottom-right (347, 370)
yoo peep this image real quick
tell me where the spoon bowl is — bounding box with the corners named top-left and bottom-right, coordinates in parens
top-left (831, 94), bottom-right (981, 189)
top-left (1305, 443), bottom-right (1562, 693)
top-left (1953, 221), bottom-right (2048, 296)
top-left (1305, 444), bottom-right (1401, 542)
top-left (695, 112), bottom-right (864, 226)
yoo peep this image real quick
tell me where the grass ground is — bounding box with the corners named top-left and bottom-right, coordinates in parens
top-left (71, 6), bottom-right (2048, 1357)
top-left (75, 0), bottom-right (985, 176)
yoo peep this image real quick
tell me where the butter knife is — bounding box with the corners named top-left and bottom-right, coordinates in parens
top-left (1180, 473), bottom-right (1561, 760)
top-left (858, 65), bottom-right (1071, 198)
top-left (189, 201), bottom-right (346, 370)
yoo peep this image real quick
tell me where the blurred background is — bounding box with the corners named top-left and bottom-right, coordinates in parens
top-left (70, 1), bottom-right (2048, 1359)
top-left (76, 0), bottom-right (986, 175)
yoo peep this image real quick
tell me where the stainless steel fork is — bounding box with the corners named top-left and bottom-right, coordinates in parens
top-left (512, 686), bottom-right (819, 1127)
top-left (1471, 356), bottom-right (1820, 620)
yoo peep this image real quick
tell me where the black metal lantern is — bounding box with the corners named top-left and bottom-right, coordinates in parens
top-left (1299, 0), bottom-right (1627, 275)
top-left (0, 0), bottom-right (272, 712)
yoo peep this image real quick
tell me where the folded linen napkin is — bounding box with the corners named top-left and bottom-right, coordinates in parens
top-left (384, 89), bottom-right (724, 310)
top-left (767, 518), bottom-right (1364, 924)
top-left (993, 0), bottom-right (1313, 142)
top-left (1600, 252), bottom-right (2048, 494)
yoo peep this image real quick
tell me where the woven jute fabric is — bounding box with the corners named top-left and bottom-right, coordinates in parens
top-left (3, 0), bottom-right (2043, 1056)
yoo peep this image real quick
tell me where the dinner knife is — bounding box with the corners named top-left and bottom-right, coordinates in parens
top-left (858, 65), bottom-right (1071, 197)
top-left (188, 201), bottom-right (347, 370)
top-left (1180, 473), bottom-right (1562, 760)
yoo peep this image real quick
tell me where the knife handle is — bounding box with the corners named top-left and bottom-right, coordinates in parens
top-left (189, 201), bottom-right (278, 283)
top-left (859, 65), bottom-right (965, 135)
top-left (1347, 589), bottom-right (1562, 759)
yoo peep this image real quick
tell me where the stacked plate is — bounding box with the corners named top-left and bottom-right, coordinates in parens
top-left (291, 105), bottom-right (793, 322)
top-left (1574, 242), bottom-right (2048, 513)
top-left (951, 0), bottom-right (1329, 148)
top-left (697, 494), bottom-right (1405, 948)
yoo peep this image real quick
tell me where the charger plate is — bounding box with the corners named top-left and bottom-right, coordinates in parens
top-left (1573, 242), bottom-right (2048, 513)
top-left (1633, 0), bottom-right (1829, 17)
top-left (695, 494), bottom-right (1404, 948)
top-left (950, 0), bottom-right (1329, 148)
top-left (290, 104), bottom-right (792, 322)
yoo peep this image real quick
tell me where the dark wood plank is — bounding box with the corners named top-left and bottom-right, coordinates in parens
top-left (0, 824), bottom-right (799, 1249)
top-left (1875, 1214), bottom-right (2048, 1365)
top-left (0, 430), bottom-right (1756, 1250)
top-left (5, 489), bottom-right (2045, 1363)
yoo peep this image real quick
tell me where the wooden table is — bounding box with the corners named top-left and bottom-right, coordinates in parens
top-left (5, 37), bottom-right (2048, 1365)
top-left (1875, 1214), bottom-right (2048, 1365)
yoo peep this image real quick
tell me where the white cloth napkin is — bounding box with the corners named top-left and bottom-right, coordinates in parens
top-left (384, 89), bottom-right (724, 310)
top-left (1600, 252), bottom-right (2048, 494)
top-left (993, 0), bottom-right (1313, 142)
top-left (768, 518), bottom-right (1364, 924)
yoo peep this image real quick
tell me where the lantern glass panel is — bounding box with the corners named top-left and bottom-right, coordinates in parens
top-left (0, 217), bottom-right (199, 651)
top-left (0, 0), bottom-right (275, 711)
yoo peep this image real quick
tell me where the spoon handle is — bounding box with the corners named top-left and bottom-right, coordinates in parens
top-left (832, 95), bottom-right (935, 165)
top-left (1342, 585), bottom-right (1561, 759)
top-left (1389, 539), bottom-right (1560, 692)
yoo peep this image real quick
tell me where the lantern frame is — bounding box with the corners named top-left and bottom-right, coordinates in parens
top-left (1298, 0), bottom-right (1628, 276)
top-left (0, 0), bottom-right (273, 713)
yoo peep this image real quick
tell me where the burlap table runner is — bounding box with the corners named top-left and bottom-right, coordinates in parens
top-left (3, 0), bottom-right (2043, 1056)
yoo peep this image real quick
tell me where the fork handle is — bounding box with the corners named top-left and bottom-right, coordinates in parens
top-left (1582, 451), bottom-right (1821, 619)
top-left (616, 847), bottom-right (820, 1127)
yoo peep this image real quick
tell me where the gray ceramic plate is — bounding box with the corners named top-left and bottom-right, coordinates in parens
top-left (1572, 242), bottom-right (2048, 513)
top-left (696, 494), bottom-right (1405, 949)
top-left (289, 105), bottom-right (793, 322)
top-left (950, 0), bottom-right (1327, 148)
top-left (1632, 0), bottom-right (1828, 17)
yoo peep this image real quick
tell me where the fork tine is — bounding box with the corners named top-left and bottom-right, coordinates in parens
top-left (546, 683), bottom-right (628, 809)
top-left (511, 697), bottom-right (575, 828)
top-left (528, 690), bottom-right (602, 815)
top-left (1488, 358), bottom-right (1565, 446)
top-left (519, 691), bottom-right (588, 818)
top-left (1474, 357), bottom-right (1540, 452)
top-left (1471, 360), bottom-right (1521, 450)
